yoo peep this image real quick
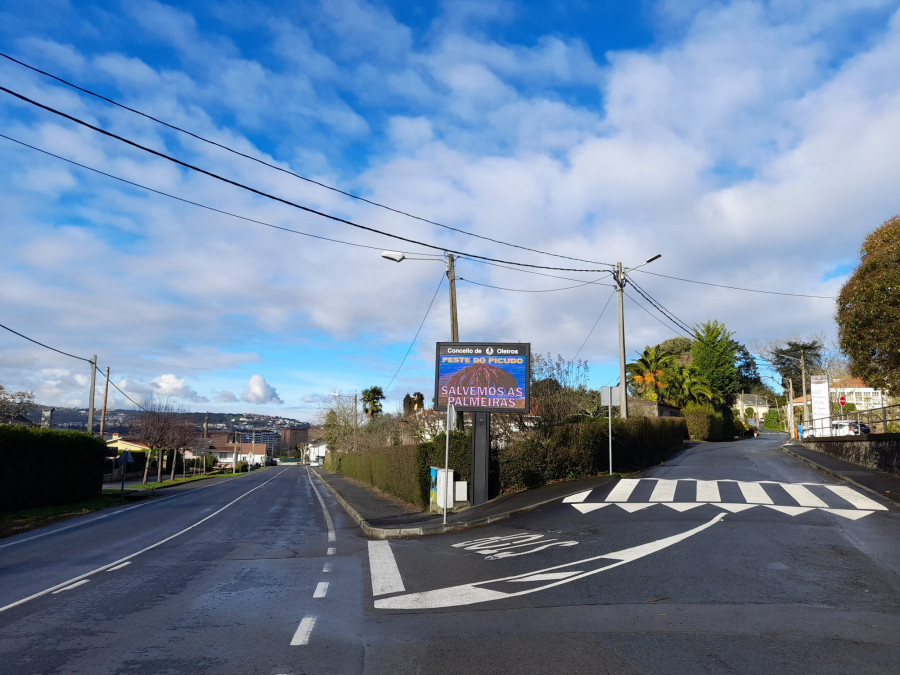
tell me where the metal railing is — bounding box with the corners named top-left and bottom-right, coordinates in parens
top-left (800, 402), bottom-right (900, 437)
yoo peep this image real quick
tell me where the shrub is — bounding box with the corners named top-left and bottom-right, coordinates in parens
top-left (0, 426), bottom-right (108, 510)
top-left (683, 402), bottom-right (729, 440)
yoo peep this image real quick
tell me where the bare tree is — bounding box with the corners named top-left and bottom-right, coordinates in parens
top-left (0, 384), bottom-right (35, 424)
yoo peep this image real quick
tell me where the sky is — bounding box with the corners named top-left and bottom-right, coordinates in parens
top-left (1, 0), bottom-right (899, 423)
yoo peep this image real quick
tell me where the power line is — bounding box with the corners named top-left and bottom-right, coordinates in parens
top-left (0, 84), bottom-right (614, 275)
top-left (0, 322), bottom-right (92, 363)
top-left (383, 272), bottom-right (445, 395)
top-left (458, 276), bottom-right (614, 293)
top-left (95, 365), bottom-right (149, 412)
top-left (0, 51), bottom-right (615, 269)
top-left (0, 133), bottom-right (423, 256)
top-left (634, 269), bottom-right (836, 299)
top-left (573, 287), bottom-right (616, 361)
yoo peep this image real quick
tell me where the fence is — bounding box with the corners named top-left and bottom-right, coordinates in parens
top-left (800, 402), bottom-right (900, 437)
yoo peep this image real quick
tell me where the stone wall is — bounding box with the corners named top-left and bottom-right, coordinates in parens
top-left (803, 434), bottom-right (900, 474)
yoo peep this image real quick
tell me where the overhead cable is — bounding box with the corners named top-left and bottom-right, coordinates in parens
top-left (0, 85), bottom-right (612, 274)
top-left (634, 269), bottom-right (836, 300)
top-left (0, 322), bottom-right (92, 363)
top-left (573, 287), bottom-right (617, 361)
top-left (0, 51), bottom-right (614, 268)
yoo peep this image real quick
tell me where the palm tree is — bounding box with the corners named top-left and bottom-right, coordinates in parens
top-left (669, 366), bottom-right (716, 407)
top-left (361, 386), bottom-right (385, 418)
top-left (627, 346), bottom-right (677, 402)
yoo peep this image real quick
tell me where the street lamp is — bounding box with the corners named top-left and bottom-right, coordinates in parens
top-left (613, 254), bottom-right (662, 419)
top-left (381, 251), bottom-right (459, 342)
top-left (331, 392), bottom-right (358, 452)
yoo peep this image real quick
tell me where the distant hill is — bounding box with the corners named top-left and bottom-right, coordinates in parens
top-left (18, 405), bottom-right (309, 434)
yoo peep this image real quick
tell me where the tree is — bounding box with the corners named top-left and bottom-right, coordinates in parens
top-left (361, 386), bottom-right (385, 418)
top-left (627, 346), bottom-right (677, 402)
top-left (768, 339), bottom-right (824, 393)
top-left (691, 320), bottom-right (739, 409)
top-left (734, 345), bottom-right (762, 392)
top-left (657, 337), bottom-right (693, 363)
top-left (837, 215), bottom-right (900, 395)
top-left (402, 392), bottom-right (425, 417)
top-left (0, 384), bottom-right (34, 423)
top-left (667, 366), bottom-right (715, 407)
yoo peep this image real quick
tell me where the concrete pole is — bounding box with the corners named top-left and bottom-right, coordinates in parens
top-left (354, 393), bottom-right (359, 452)
top-left (615, 263), bottom-right (628, 419)
top-left (447, 254), bottom-right (459, 343)
top-left (99, 367), bottom-right (110, 439)
top-left (800, 349), bottom-right (809, 428)
top-left (86, 355), bottom-right (97, 434)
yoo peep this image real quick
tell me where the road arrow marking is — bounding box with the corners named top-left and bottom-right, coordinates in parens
top-left (572, 503), bottom-right (611, 514)
top-left (375, 514), bottom-right (725, 610)
top-left (563, 490), bottom-right (592, 503)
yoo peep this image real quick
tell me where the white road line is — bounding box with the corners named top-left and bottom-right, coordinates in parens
top-left (290, 616), bottom-right (317, 646)
top-left (562, 490), bottom-right (591, 503)
top-left (824, 485), bottom-right (888, 511)
top-left (368, 540), bottom-right (405, 596)
top-left (313, 582), bottom-right (329, 598)
top-left (695, 480), bottom-right (721, 502)
top-left (327, 547), bottom-right (336, 556)
top-left (107, 562), bottom-right (131, 572)
top-left (606, 478), bottom-right (640, 502)
top-left (781, 483), bottom-right (829, 508)
top-left (0, 468), bottom-right (290, 614)
top-left (322, 562), bottom-right (333, 573)
top-left (306, 468), bottom-right (337, 545)
top-left (649, 479), bottom-right (677, 502)
top-left (737, 481), bottom-right (774, 504)
top-left (51, 579), bottom-right (90, 594)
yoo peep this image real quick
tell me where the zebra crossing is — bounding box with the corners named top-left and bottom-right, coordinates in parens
top-left (563, 478), bottom-right (889, 520)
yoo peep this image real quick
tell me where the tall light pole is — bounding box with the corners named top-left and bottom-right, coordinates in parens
top-left (613, 254), bottom-right (661, 419)
top-left (381, 251), bottom-right (458, 342)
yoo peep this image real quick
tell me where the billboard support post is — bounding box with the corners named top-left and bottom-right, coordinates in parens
top-left (435, 342), bottom-right (531, 506)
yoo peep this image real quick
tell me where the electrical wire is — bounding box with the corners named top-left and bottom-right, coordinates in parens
top-left (94, 365), bottom-right (150, 412)
top-left (573, 287), bottom-right (616, 361)
top-left (0, 322), bottom-right (92, 363)
top-left (0, 133), bottom-right (423, 256)
top-left (634, 269), bottom-right (836, 300)
top-left (383, 272), bottom-right (446, 395)
top-left (457, 276), bottom-right (614, 293)
top-left (0, 84), bottom-right (613, 274)
top-left (0, 51), bottom-right (615, 269)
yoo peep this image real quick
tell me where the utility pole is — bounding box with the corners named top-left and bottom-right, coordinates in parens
top-left (353, 392), bottom-right (359, 452)
top-left (87, 355), bottom-right (97, 435)
top-left (99, 367), bottom-right (110, 439)
top-left (788, 378), bottom-right (795, 437)
top-left (615, 262), bottom-right (629, 419)
top-left (800, 349), bottom-right (809, 429)
top-left (447, 253), bottom-right (459, 343)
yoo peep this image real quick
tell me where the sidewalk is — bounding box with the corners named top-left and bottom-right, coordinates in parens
top-left (311, 469), bottom-right (617, 539)
top-left (314, 443), bottom-right (898, 540)
top-left (779, 442), bottom-right (900, 506)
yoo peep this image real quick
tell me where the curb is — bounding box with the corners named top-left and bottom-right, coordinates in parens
top-left (313, 469), bottom-right (618, 540)
top-left (779, 444), bottom-right (898, 507)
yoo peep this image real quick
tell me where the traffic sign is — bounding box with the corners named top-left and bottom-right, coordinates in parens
top-left (839, 396), bottom-right (846, 408)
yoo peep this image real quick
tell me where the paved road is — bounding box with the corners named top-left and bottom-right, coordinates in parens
top-left (1, 435), bottom-right (898, 673)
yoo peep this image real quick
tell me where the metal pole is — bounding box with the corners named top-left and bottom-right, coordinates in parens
top-left (87, 355), bottom-right (97, 434)
top-left (608, 388), bottom-right (613, 475)
top-left (443, 404), bottom-right (454, 525)
top-left (615, 263), bottom-right (628, 419)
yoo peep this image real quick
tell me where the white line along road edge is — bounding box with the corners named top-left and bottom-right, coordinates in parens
top-left (0, 468), bottom-right (291, 614)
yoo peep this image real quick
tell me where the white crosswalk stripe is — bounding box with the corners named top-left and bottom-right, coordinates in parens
top-left (568, 478), bottom-right (888, 520)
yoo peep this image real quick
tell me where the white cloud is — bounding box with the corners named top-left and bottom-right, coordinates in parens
top-left (242, 375), bottom-right (282, 405)
top-left (152, 374), bottom-right (208, 403)
top-left (215, 390), bottom-right (238, 403)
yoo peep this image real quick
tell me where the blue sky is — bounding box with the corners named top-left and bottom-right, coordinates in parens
top-left (1, 0), bottom-right (899, 422)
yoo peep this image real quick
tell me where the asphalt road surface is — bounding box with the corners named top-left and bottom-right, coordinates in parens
top-left (2, 433), bottom-right (898, 674)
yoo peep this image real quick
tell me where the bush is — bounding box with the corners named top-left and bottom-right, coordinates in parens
top-left (764, 410), bottom-right (783, 431)
top-left (0, 426), bottom-right (108, 510)
top-left (683, 402), bottom-right (728, 441)
top-left (235, 460), bottom-right (249, 473)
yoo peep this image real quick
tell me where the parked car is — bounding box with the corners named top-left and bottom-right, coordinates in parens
top-left (831, 420), bottom-right (871, 435)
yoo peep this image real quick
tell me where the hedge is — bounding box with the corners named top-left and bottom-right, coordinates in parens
top-left (325, 416), bottom-right (687, 507)
top-left (0, 425), bottom-right (109, 511)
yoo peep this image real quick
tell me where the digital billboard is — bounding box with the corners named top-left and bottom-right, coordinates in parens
top-left (434, 342), bottom-right (530, 412)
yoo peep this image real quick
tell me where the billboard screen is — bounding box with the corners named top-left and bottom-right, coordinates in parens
top-left (434, 342), bottom-right (530, 412)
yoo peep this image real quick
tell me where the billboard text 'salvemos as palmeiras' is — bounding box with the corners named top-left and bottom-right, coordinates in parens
top-left (435, 342), bottom-right (530, 413)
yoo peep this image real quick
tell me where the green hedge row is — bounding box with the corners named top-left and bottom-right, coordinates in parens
top-left (682, 403), bottom-right (734, 441)
top-left (325, 417), bottom-right (687, 507)
top-left (0, 426), bottom-right (109, 511)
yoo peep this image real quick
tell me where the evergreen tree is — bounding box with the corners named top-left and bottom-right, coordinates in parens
top-left (691, 320), bottom-right (739, 409)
